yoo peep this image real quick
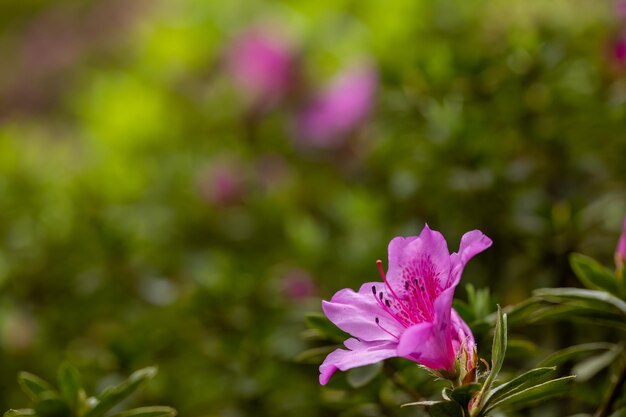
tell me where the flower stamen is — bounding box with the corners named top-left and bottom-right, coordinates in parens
top-left (377, 259), bottom-right (414, 321)
top-left (375, 317), bottom-right (399, 340)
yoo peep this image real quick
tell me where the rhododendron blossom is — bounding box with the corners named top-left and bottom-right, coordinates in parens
top-left (227, 27), bottom-right (295, 103)
top-left (319, 225), bottom-right (492, 385)
top-left (615, 216), bottom-right (626, 273)
top-left (296, 64), bottom-right (377, 148)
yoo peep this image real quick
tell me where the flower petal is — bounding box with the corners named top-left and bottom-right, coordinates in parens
top-left (322, 282), bottom-right (404, 342)
top-left (448, 230), bottom-right (492, 288)
top-left (451, 308), bottom-right (475, 353)
top-left (386, 225), bottom-right (451, 295)
top-left (616, 216), bottom-right (626, 266)
top-left (319, 338), bottom-right (397, 385)
top-left (396, 322), bottom-right (434, 357)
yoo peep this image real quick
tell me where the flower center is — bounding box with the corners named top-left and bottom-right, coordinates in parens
top-left (372, 258), bottom-right (440, 331)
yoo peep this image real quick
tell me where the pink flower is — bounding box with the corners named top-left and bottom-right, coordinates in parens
top-left (616, 0), bottom-right (626, 18)
top-left (227, 27), bottom-right (295, 103)
top-left (615, 216), bottom-right (626, 272)
top-left (319, 225), bottom-right (492, 385)
top-left (613, 34), bottom-right (626, 64)
top-left (296, 65), bottom-right (377, 148)
top-left (197, 160), bottom-right (246, 206)
top-left (281, 268), bottom-right (317, 299)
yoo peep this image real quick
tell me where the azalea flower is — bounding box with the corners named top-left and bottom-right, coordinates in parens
top-left (319, 225), bottom-right (492, 385)
top-left (615, 216), bottom-right (626, 275)
top-left (227, 27), bottom-right (296, 104)
top-left (295, 64), bottom-right (377, 148)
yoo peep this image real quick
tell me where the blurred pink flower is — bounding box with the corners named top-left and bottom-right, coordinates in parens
top-left (613, 34), bottom-right (626, 64)
top-left (615, 216), bottom-right (626, 272)
top-left (319, 225), bottom-right (492, 385)
top-left (197, 161), bottom-right (246, 206)
top-left (281, 268), bottom-right (317, 299)
top-left (296, 65), bottom-right (377, 148)
top-left (616, 0), bottom-right (626, 18)
top-left (227, 27), bottom-right (295, 104)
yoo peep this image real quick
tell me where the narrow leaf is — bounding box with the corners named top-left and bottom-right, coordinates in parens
top-left (3, 410), bottom-right (35, 417)
top-left (304, 313), bottom-right (349, 343)
top-left (537, 343), bottom-right (616, 367)
top-left (17, 372), bottom-right (57, 402)
top-left (533, 288), bottom-right (626, 316)
top-left (483, 306), bottom-right (507, 394)
top-left (483, 367), bottom-right (556, 409)
top-left (485, 375), bottom-right (575, 413)
top-left (402, 401), bottom-right (442, 408)
top-left (449, 383), bottom-right (480, 409)
top-left (57, 362), bottom-right (84, 410)
top-left (84, 367), bottom-right (158, 417)
top-left (108, 406), bottom-right (177, 417)
top-left (570, 253), bottom-right (620, 295)
top-left (572, 346), bottom-right (621, 382)
top-left (34, 398), bottom-right (71, 417)
top-left (429, 401), bottom-right (466, 417)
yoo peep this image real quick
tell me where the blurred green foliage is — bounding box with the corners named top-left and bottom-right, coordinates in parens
top-left (0, 0), bottom-right (625, 416)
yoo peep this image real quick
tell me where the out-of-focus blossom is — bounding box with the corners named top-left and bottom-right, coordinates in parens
top-left (227, 27), bottom-right (296, 104)
top-left (613, 33), bottom-right (626, 64)
top-left (197, 160), bottom-right (246, 206)
top-left (615, 216), bottom-right (626, 274)
top-left (295, 65), bottom-right (377, 148)
top-left (319, 225), bottom-right (492, 385)
top-left (281, 268), bottom-right (317, 299)
top-left (0, 0), bottom-right (144, 118)
top-left (617, 0), bottom-right (626, 18)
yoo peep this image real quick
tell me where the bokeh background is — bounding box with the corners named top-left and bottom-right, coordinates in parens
top-left (1, 0), bottom-right (625, 416)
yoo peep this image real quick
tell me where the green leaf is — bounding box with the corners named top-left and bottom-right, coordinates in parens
top-left (449, 383), bottom-right (480, 409)
top-left (572, 346), bottom-right (621, 382)
top-left (537, 343), bottom-right (616, 367)
top-left (485, 376), bottom-right (575, 413)
top-left (402, 401), bottom-right (442, 407)
top-left (304, 313), bottom-right (348, 343)
top-left (346, 363), bottom-right (382, 388)
top-left (533, 288), bottom-right (626, 316)
top-left (570, 253), bottom-right (620, 295)
top-left (402, 401), bottom-right (465, 417)
top-left (17, 372), bottom-right (57, 402)
top-left (482, 367), bottom-right (556, 410)
top-left (483, 306), bottom-right (507, 394)
top-left (84, 367), bottom-right (158, 417)
top-left (108, 407), bottom-right (177, 417)
top-left (3, 410), bottom-right (35, 417)
top-left (57, 362), bottom-right (84, 411)
top-left (34, 398), bottom-right (71, 417)
top-left (294, 346), bottom-right (336, 364)
top-left (430, 401), bottom-right (466, 417)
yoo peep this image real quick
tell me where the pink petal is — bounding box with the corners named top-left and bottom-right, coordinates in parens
top-left (396, 322), bottom-right (434, 357)
top-left (296, 65), bottom-right (377, 147)
top-left (417, 224), bottom-right (453, 289)
top-left (386, 225), bottom-right (451, 295)
top-left (616, 216), bottom-right (626, 262)
top-left (319, 338), bottom-right (397, 385)
top-left (451, 308), bottom-right (475, 352)
top-left (448, 230), bottom-right (492, 288)
top-left (322, 282), bottom-right (404, 342)
top-left (396, 287), bottom-right (457, 371)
